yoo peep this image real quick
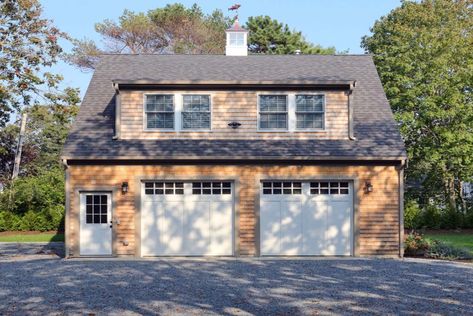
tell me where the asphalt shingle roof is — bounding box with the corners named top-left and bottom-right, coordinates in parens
top-left (62, 54), bottom-right (406, 161)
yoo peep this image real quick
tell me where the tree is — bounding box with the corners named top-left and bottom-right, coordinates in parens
top-left (66, 4), bottom-right (337, 71)
top-left (66, 4), bottom-right (231, 71)
top-left (361, 0), bottom-right (473, 219)
top-left (246, 16), bottom-right (336, 54)
top-left (0, 0), bottom-right (66, 126)
top-left (0, 87), bottom-right (80, 183)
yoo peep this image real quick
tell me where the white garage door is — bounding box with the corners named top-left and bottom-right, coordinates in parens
top-left (260, 181), bottom-right (353, 256)
top-left (141, 181), bottom-right (233, 256)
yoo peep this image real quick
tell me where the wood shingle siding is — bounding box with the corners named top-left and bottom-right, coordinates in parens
top-left (119, 90), bottom-right (349, 140)
top-left (67, 164), bottom-right (401, 257)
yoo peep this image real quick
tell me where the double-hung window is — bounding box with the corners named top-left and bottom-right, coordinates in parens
top-left (145, 95), bottom-right (174, 129)
top-left (182, 95), bottom-right (211, 130)
top-left (259, 95), bottom-right (288, 130)
top-left (295, 95), bottom-right (325, 129)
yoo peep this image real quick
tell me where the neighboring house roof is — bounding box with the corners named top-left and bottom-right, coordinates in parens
top-left (62, 54), bottom-right (406, 161)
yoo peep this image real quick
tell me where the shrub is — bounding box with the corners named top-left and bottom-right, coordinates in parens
top-left (404, 231), bottom-right (430, 256)
top-left (404, 231), bottom-right (472, 260)
top-left (404, 200), bottom-right (423, 229)
top-left (427, 240), bottom-right (473, 260)
top-left (0, 209), bottom-right (64, 232)
top-left (421, 204), bottom-right (442, 229)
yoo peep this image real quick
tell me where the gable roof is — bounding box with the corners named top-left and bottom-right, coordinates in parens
top-left (62, 54), bottom-right (406, 162)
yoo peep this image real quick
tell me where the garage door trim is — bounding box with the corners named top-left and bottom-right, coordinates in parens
top-left (137, 176), bottom-right (240, 257)
top-left (256, 176), bottom-right (359, 256)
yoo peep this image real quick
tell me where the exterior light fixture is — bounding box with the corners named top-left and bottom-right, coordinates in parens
top-left (228, 121), bottom-right (242, 129)
top-left (364, 181), bottom-right (373, 193)
top-left (121, 182), bottom-right (129, 194)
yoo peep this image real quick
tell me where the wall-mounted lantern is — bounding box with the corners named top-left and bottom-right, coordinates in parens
top-left (228, 121), bottom-right (242, 129)
top-left (364, 181), bottom-right (373, 193)
top-left (121, 182), bottom-right (129, 194)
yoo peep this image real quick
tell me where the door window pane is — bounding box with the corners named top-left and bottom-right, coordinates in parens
top-left (85, 194), bottom-right (108, 224)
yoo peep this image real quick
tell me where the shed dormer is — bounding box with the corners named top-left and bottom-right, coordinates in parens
top-left (225, 19), bottom-right (248, 56)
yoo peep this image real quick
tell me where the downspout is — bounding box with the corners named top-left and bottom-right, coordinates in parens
top-left (398, 159), bottom-right (407, 258)
top-left (113, 83), bottom-right (121, 140)
top-left (348, 81), bottom-right (356, 140)
top-left (62, 159), bottom-right (70, 258)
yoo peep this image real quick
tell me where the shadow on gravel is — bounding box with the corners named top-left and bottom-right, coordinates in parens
top-left (0, 258), bottom-right (472, 315)
top-left (0, 242), bottom-right (64, 258)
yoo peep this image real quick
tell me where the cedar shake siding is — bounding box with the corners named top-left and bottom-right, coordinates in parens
top-left (66, 164), bottom-right (402, 257)
top-left (119, 90), bottom-right (349, 140)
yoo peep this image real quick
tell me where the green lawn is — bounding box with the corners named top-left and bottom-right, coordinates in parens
top-left (0, 232), bottom-right (64, 242)
top-left (425, 232), bottom-right (473, 254)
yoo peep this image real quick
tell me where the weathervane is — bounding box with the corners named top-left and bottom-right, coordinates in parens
top-left (228, 3), bottom-right (241, 20)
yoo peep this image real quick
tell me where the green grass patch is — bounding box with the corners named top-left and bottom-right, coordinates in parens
top-left (424, 233), bottom-right (473, 255)
top-left (0, 233), bottom-right (64, 242)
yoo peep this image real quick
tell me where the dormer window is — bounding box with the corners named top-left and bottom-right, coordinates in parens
top-left (145, 95), bottom-right (174, 129)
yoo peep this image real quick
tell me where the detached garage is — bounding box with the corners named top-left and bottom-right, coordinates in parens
top-left (260, 181), bottom-right (353, 256)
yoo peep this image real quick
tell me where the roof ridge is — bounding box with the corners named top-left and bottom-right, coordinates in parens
top-left (99, 53), bottom-right (371, 57)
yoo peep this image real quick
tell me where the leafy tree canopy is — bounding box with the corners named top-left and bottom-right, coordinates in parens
top-left (66, 3), bottom-right (337, 71)
top-left (362, 0), bottom-right (473, 210)
top-left (246, 15), bottom-right (336, 55)
top-left (0, 0), bottom-right (67, 126)
top-left (0, 88), bottom-right (80, 183)
top-left (66, 4), bottom-right (231, 71)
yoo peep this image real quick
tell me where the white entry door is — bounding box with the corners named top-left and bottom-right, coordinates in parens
top-left (260, 181), bottom-right (353, 256)
top-left (141, 181), bottom-right (233, 256)
top-left (79, 193), bottom-right (112, 256)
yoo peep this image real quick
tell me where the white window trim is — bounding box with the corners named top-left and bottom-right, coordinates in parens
top-left (180, 94), bottom-right (212, 132)
top-left (257, 93), bottom-right (290, 132)
top-left (143, 93), bottom-right (176, 132)
top-left (257, 92), bottom-right (326, 132)
top-left (143, 93), bottom-right (212, 132)
top-left (294, 93), bottom-right (326, 131)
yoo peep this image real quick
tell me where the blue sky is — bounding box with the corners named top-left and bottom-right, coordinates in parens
top-left (40, 0), bottom-right (401, 97)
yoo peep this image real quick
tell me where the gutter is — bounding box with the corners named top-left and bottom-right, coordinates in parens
top-left (348, 81), bottom-right (356, 140)
top-left (112, 83), bottom-right (120, 140)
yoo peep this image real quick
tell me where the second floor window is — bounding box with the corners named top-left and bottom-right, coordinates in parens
top-left (145, 95), bottom-right (174, 129)
top-left (259, 95), bottom-right (288, 130)
top-left (296, 95), bottom-right (325, 129)
top-left (182, 95), bottom-right (211, 129)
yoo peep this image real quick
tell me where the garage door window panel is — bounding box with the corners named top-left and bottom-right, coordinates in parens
top-left (145, 182), bottom-right (184, 195)
top-left (193, 182), bottom-right (231, 195)
top-left (262, 182), bottom-right (301, 195)
top-left (310, 182), bottom-right (349, 195)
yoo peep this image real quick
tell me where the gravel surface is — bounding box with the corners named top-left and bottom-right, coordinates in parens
top-left (0, 256), bottom-right (472, 315)
top-left (0, 242), bottom-right (64, 258)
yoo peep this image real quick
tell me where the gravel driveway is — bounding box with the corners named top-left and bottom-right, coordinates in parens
top-left (0, 254), bottom-right (472, 315)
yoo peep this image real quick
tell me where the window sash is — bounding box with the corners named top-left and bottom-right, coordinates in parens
top-left (145, 95), bottom-right (174, 129)
top-left (295, 95), bottom-right (325, 129)
top-left (259, 95), bottom-right (288, 130)
top-left (229, 33), bottom-right (244, 46)
top-left (182, 95), bottom-right (211, 129)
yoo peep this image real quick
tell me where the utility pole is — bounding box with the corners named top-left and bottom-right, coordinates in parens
top-left (11, 112), bottom-right (27, 180)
